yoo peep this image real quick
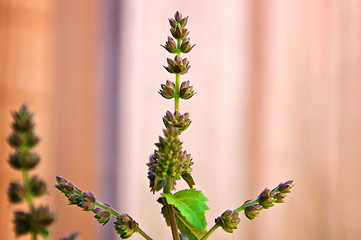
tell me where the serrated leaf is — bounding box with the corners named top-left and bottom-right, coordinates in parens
top-left (161, 206), bottom-right (206, 240)
top-left (161, 189), bottom-right (209, 230)
top-left (174, 208), bottom-right (207, 240)
top-left (181, 173), bottom-right (195, 189)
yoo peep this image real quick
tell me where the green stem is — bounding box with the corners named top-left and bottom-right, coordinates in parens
top-left (174, 38), bottom-right (181, 112)
top-left (163, 177), bottom-right (180, 240)
top-left (22, 170), bottom-right (34, 209)
top-left (136, 226), bottom-right (153, 240)
top-left (175, 73), bottom-right (180, 112)
top-left (200, 223), bottom-right (220, 240)
top-left (234, 199), bottom-right (259, 213)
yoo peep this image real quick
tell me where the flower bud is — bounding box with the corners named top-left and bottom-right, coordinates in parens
top-left (24, 132), bottom-right (40, 148)
top-left (216, 210), bottom-right (241, 233)
top-left (244, 202), bottom-right (262, 220)
top-left (11, 105), bottom-right (35, 132)
top-left (163, 111), bottom-right (192, 131)
top-left (180, 16), bottom-right (188, 28)
top-left (277, 180), bottom-right (294, 193)
top-left (159, 80), bottom-right (176, 99)
top-left (78, 200), bottom-right (95, 211)
top-left (274, 192), bottom-right (287, 203)
top-left (29, 176), bottom-right (47, 197)
top-left (14, 211), bottom-right (31, 236)
top-left (164, 55), bottom-right (190, 74)
top-left (56, 176), bottom-right (67, 184)
top-left (93, 208), bottom-right (111, 225)
top-left (67, 192), bottom-right (82, 205)
top-left (8, 182), bottom-right (25, 203)
top-left (7, 133), bottom-right (23, 148)
top-left (114, 214), bottom-right (138, 239)
top-left (30, 206), bottom-right (54, 235)
top-left (8, 151), bottom-right (40, 170)
top-left (180, 38), bottom-right (195, 53)
top-left (161, 36), bottom-right (177, 53)
top-left (175, 11), bottom-right (182, 22)
top-left (83, 191), bottom-right (96, 203)
top-left (179, 81), bottom-right (196, 99)
top-left (169, 18), bottom-right (177, 28)
top-left (258, 188), bottom-right (275, 209)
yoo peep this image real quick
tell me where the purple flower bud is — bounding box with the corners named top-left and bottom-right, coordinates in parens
top-left (244, 203), bottom-right (262, 220)
top-left (174, 11), bottom-right (182, 22)
top-left (216, 210), bottom-right (241, 233)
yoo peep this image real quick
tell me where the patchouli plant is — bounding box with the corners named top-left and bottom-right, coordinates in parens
top-left (54, 11), bottom-right (294, 240)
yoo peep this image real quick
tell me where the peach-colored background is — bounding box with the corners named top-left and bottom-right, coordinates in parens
top-left (1, 0), bottom-right (361, 239)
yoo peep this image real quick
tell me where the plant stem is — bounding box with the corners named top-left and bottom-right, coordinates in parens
top-left (234, 199), bottom-right (259, 213)
top-left (174, 39), bottom-right (181, 112)
top-left (200, 223), bottom-right (220, 240)
top-left (163, 177), bottom-right (180, 240)
top-left (136, 226), bottom-right (153, 240)
top-left (22, 170), bottom-right (34, 209)
top-left (175, 73), bottom-right (180, 112)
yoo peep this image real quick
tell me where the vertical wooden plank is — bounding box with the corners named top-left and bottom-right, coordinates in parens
top-left (0, 0), bottom-right (101, 239)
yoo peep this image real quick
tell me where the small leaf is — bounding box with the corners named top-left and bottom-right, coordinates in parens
top-left (161, 189), bottom-right (209, 230)
top-left (181, 173), bottom-right (195, 189)
top-left (160, 205), bottom-right (171, 226)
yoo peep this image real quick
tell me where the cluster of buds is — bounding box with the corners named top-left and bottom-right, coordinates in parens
top-left (243, 180), bottom-right (294, 221)
top-left (179, 81), bottom-right (196, 99)
top-left (162, 11), bottom-right (195, 54)
top-left (114, 214), bottom-right (138, 239)
top-left (163, 111), bottom-right (191, 132)
top-left (55, 176), bottom-right (111, 225)
top-left (244, 201), bottom-right (262, 220)
top-left (14, 206), bottom-right (54, 237)
top-left (147, 126), bottom-right (194, 192)
top-left (6, 105), bottom-right (54, 237)
top-left (7, 105), bottom-right (40, 170)
top-left (215, 210), bottom-right (241, 233)
top-left (164, 55), bottom-right (190, 75)
top-left (159, 80), bottom-right (176, 99)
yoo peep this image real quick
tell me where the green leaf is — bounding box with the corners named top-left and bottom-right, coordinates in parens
top-left (161, 189), bottom-right (209, 230)
top-left (174, 208), bottom-right (207, 240)
top-left (181, 173), bottom-right (195, 189)
top-left (161, 206), bottom-right (207, 240)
